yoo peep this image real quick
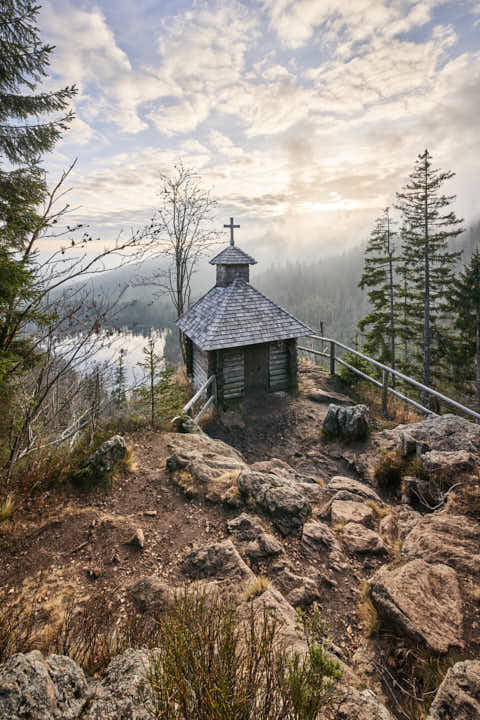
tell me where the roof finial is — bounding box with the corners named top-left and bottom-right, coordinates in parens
top-left (224, 217), bottom-right (240, 246)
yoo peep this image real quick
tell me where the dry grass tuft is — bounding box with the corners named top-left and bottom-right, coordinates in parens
top-left (241, 575), bottom-right (272, 602)
top-left (365, 500), bottom-right (391, 519)
top-left (446, 478), bottom-right (480, 520)
top-left (357, 581), bottom-right (379, 638)
top-left (0, 493), bottom-right (15, 523)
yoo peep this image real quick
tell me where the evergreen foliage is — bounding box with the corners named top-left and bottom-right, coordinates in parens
top-left (358, 208), bottom-right (398, 369)
top-left (395, 149), bottom-right (463, 398)
top-left (0, 0), bottom-right (77, 165)
top-left (448, 250), bottom-right (480, 412)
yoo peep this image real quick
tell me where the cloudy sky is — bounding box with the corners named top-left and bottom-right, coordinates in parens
top-left (41, 0), bottom-right (480, 263)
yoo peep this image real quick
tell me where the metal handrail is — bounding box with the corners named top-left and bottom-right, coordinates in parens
top-left (299, 335), bottom-right (480, 422)
top-left (181, 374), bottom-right (217, 424)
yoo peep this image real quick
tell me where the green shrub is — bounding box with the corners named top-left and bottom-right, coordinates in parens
top-left (147, 590), bottom-right (341, 719)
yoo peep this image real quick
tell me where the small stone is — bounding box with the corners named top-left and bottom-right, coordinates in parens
top-left (144, 510), bottom-right (157, 517)
top-left (127, 528), bottom-right (145, 549)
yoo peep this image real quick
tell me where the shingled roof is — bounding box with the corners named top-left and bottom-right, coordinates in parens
top-left (177, 278), bottom-right (314, 350)
top-left (209, 245), bottom-right (257, 265)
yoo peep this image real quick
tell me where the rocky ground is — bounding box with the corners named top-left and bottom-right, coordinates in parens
top-left (1, 366), bottom-right (480, 719)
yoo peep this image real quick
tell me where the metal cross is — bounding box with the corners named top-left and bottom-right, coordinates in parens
top-left (224, 217), bottom-right (240, 246)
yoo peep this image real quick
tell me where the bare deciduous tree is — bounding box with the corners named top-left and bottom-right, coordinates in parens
top-left (142, 163), bottom-right (219, 360)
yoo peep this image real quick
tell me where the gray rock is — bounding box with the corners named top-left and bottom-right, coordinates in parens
top-left (428, 659), bottom-right (480, 720)
top-left (238, 471), bottom-right (311, 535)
top-left (129, 575), bottom-right (175, 614)
top-left (346, 414), bottom-right (480, 482)
top-left (227, 512), bottom-right (265, 541)
top-left (337, 686), bottom-right (394, 720)
top-left (0, 650), bottom-right (88, 720)
top-left (342, 523), bottom-right (386, 554)
top-left (302, 520), bottom-right (342, 555)
top-left (422, 449), bottom-right (477, 477)
top-left (166, 433), bottom-right (247, 503)
top-left (370, 559), bottom-right (464, 654)
top-left (182, 539), bottom-right (254, 582)
top-left (331, 500), bottom-right (375, 528)
top-left (83, 649), bottom-right (151, 719)
top-left (72, 435), bottom-right (127, 490)
top-left (323, 404), bottom-right (370, 441)
top-left (402, 513), bottom-right (480, 574)
top-left (327, 476), bottom-right (383, 503)
top-left (244, 533), bottom-right (283, 559)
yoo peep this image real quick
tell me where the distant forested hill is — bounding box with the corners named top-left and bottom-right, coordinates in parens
top-left (78, 218), bottom-right (480, 363)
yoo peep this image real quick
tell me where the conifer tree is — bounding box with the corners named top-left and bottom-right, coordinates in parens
top-left (395, 149), bottom-right (463, 404)
top-left (448, 250), bottom-right (480, 413)
top-left (358, 208), bottom-right (398, 373)
top-left (0, 0), bottom-right (77, 165)
top-left (138, 335), bottom-right (163, 428)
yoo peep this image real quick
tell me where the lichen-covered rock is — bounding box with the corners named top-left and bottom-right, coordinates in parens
top-left (83, 649), bottom-right (151, 719)
top-left (370, 559), bottom-right (464, 653)
top-left (166, 433), bottom-right (247, 503)
top-left (72, 435), bottom-right (127, 490)
top-left (237, 471), bottom-right (311, 535)
top-left (323, 404), bottom-right (370, 441)
top-left (0, 650), bottom-right (88, 720)
top-left (379, 507), bottom-right (421, 543)
top-left (331, 499), bottom-right (375, 528)
top-left (342, 523), bottom-right (386, 554)
top-left (428, 659), bottom-right (480, 720)
top-left (181, 539), bottom-right (254, 582)
top-left (402, 513), bottom-right (480, 574)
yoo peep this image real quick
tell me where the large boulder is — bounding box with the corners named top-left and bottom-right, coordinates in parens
top-left (237, 471), bottom-right (311, 535)
top-left (345, 414), bottom-right (480, 482)
top-left (341, 523), bottom-right (386, 554)
top-left (323, 404), bottom-right (370, 441)
top-left (166, 433), bottom-right (247, 504)
top-left (181, 539), bottom-right (254, 582)
top-left (0, 650), bottom-right (87, 720)
top-left (428, 660), bottom-right (480, 720)
top-left (370, 559), bottom-right (464, 654)
top-left (72, 435), bottom-right (127, 490)
top-left (83, 649), bottom-right (151, 719)
top-left (402, 513), bottom-right (480, 575)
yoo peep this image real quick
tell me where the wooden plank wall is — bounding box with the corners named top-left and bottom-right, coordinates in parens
top-left (192, 344), bottom-right (209, 390)
top-left (222, 348), bottom-right (245, 399)
top-left (269, 341), bottom-right (289, 390)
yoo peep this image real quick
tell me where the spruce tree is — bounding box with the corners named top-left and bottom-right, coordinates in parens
top-left (395, 149), bottom-right (463, 404)
top-left (0, 0), bottom-right (77, 165)
top-left (448, 250), bottom-right (480, 413)
top-left (358, 208), bottom-right (399, 373)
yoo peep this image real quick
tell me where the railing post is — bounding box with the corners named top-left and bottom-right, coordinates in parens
top-left (329, 341), bottom-right (335, 375)
top-left (382, 368), bottom-right (388, 417)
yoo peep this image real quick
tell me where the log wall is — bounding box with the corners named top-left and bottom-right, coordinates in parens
top-left (192, 344), bottom-right (209, 390)
top-left (269, 341), bottom-right (289, 391)
top-left (222, 348), bottom-right (245, 400)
